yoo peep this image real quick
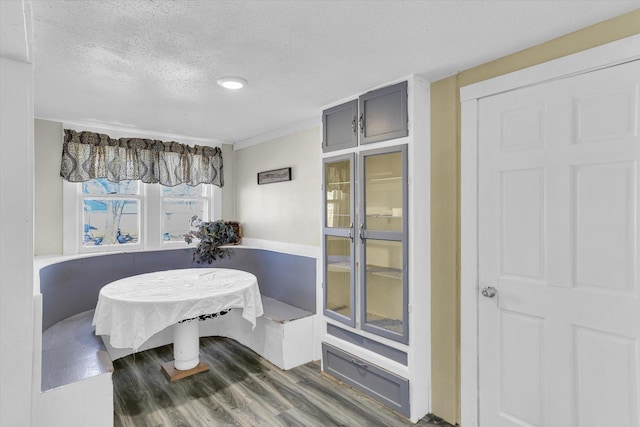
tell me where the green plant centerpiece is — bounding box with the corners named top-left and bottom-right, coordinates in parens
top-left (184, 217), bottom-right (239, 264)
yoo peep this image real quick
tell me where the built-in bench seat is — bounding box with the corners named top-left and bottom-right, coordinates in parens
top-left (39, 247), bottom-right (316, 332)
top-left (101, 295), bottom-right (315, 370)
top-left (37, 246), bottom-right (318, 427)
top-left (39, 309), bottom-right (115, 427)
top-left (41, 309), bottom-right (112, 391)
top-left (41, 294), bottom-right (313, 391)
top-left (261, 295), bottom-right (313, 323)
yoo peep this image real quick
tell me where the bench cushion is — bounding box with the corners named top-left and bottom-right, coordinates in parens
top-left (41, 310), bottom-right (113, 391)
top-left (261, 296), bottom-right (312, 323)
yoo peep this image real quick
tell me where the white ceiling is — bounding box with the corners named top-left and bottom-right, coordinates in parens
top-left (30, 1), bottom-right (639, 144)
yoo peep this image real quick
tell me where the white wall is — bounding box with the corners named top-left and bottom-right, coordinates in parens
top-left (34, 119), bottom-right (63, 255)
top-left (39, 375), bottom-right (113, 427)
top-left (0, 57), bottom-right (35, 427)
top-left (235, 127), bottom-right (321, 246)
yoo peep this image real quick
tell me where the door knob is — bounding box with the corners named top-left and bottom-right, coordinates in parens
top-left (481, 286), bottom-right (497, 298)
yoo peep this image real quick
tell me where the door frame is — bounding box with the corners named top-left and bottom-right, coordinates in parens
top-left (459, 34), bottom-right (640, 427)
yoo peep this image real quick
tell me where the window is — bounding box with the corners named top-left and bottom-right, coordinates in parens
top-left (82, 179), bottom-right (141, 248)
top-left (64, 178), bottom-right (219, 254)
top-left (161, 184), bottom-right (209, 243)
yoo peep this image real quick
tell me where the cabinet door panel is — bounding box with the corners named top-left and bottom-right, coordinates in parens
top-left (322, 343), bottom-right (410, 417)
top-left (363, 239), bottom-right (406, 339)
top-left (323, 99), bottom-right (358, 152)
top-left (325, 235), bottom-right (355, 324)
top-left (324, 158), bottom-right (353, 229)
top-left (363, 151), bottom-right (404, 232)
top-left (359, 81), bottom-right (408, 145)
top-left (323, 154), bottom-right (356, 327)
top-left (359, 145), bottom-right (409, 343)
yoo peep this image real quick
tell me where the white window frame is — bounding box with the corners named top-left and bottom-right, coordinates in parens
top-left (80, 179), bottom-right (144, 252)
top-left (63, 179), bottom-right (222, 255)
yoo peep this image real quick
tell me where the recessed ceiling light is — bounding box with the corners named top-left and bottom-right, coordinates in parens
top-left (217, 77), bottom-right (247, 90)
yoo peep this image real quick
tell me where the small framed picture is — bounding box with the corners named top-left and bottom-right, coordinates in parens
top-left (257, 167), bottom-right (292, 185)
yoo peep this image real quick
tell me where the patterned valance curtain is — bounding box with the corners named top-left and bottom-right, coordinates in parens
top-left (60, 129), bottom-right (224, 187)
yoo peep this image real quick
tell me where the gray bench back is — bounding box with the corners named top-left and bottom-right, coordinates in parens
top-left (40, 247), bottom-right (316, 331)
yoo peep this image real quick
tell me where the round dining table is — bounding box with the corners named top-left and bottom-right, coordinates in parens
top-left (92, 268), bottom-right (263, 380)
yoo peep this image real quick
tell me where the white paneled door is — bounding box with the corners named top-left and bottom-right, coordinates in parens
top-left (478, 60), bottom-right (640, 427)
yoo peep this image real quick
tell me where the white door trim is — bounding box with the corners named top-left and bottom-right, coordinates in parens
top-left (460, 33), bottom-right (640, 427)
top-left (461, 34), bottom-right (640, 103)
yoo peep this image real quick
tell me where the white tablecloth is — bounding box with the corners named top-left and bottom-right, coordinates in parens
top-left (92, 268), bottom-right (263, 350)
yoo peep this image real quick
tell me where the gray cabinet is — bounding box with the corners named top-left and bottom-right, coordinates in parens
top-left (322, 81), bottom-right (408, 153)
top-left (359, 81), bottom-right (408, 145)
top-left (321, 76), bottom-right (430, 423)
top-left (322, 343), bottom-right (410, 417)
top-left (326, 324), bottom-right (407, 365)
top-left (322, 145), bottom-right (409, 344)
top-left (322, 100), bottom-right (358, 152)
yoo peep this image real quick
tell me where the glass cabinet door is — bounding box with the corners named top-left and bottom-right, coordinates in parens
top-left (323, 154), bottom-right (355, 326)
top-left (359, 145), bottom-right (408, 343)
top-left (363, 150), bottom-right (403, 232)
top-left (326, 235), bottom-right (353, 318)
top-left (325, 157), bottom-right (352, 229)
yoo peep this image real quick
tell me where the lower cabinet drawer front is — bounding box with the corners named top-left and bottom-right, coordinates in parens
top-left (322, 343), bottom-right (410, 417)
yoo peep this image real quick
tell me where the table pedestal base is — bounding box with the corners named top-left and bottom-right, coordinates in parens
top-left (173, 320), bottom-right (201, 369)
top-left (161, 320), bottom-right (210, 382)
top-left (161, 359), bottom-right (209, 382)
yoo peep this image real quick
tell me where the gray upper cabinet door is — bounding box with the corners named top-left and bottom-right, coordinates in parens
top-left (322, 99), bottom-right (358, 153)
top-left (358, 81), bottom-right (408, 145)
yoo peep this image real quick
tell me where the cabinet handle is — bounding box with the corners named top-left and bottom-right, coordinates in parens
top-left (359, 113), bottom-right (364, 133)
top-left (348, 222), bottom-right (354, 242)
top-left (359, 223), bottom-right (365, 243)
top-left (351, 117), bottom-right (357, 134)
top-left (351, 359), bottom-right (368, 369)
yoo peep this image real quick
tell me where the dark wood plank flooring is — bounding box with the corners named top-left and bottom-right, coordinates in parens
top-left (113, 337), bottom-right (454, 427)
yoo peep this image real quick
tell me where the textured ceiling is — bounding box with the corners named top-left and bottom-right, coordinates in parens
top-left (31, 1), bottom-right (639, 144)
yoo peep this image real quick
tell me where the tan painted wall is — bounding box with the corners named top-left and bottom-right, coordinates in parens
top-left (220, 143), bottom-right (236, 221)
top-left (430, 75), bottom-right (460, 424)
top-left (34, 119), bottom-right (64, 256)
top-left (430, 9), bottom-right (640, 425)
top-left (234, 127), bottom-right (321, 246)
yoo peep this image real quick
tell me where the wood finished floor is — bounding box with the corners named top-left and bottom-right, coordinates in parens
top-left (113, 337), bottom-right (454, 427)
